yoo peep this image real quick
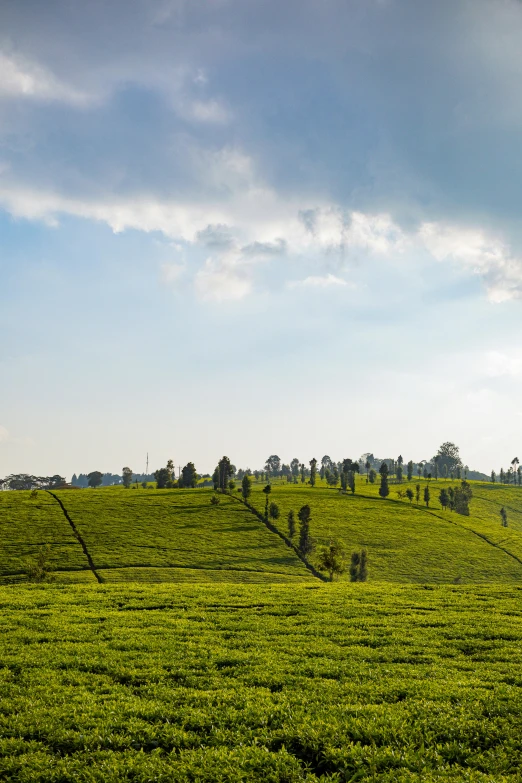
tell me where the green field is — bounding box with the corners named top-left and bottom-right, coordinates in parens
top-left (3, 478), bottom-right (522, 585)
top-left (1, 582), bottom-right (521, 782)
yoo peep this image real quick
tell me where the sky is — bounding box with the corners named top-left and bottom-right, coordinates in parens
top-left (1, 0), bottom-right (522, 479)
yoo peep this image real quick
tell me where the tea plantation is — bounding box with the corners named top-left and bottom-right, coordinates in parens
top-left (1, 582), bottom-right (521, 782)
top-left (1, 481), bottom-right (522, 780)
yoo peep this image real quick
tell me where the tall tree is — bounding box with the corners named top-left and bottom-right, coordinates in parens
top-left (122, 466), bottom-right (133, 489)
top-left (439, 488), bottom-right (449, 510)
top-left (166, 459), bottom-right (175, 483)
top-left (434, 442), bottom-right (463, 478)
top-left (297, 505), bottom-right (313, 556)
top-left (241, 474), bottom-right (252, 501)
top-left (406, 487), bottom-right (414, 504)
top-left (309, 458), bottom-right (318, 487)
top-left (180, 462), bottom-right (198, 488)
top-left (379, 471), bottom-right (390, 499)
top-left (424, 486), bottom-right (430, 507)
top-left (491, 470), bottom-right (496, 483)
top-left (347, 470), bottom-right (356, 495)
top-left (365, 459), bottom-right (371, 483)
top-left (265, 455), bottom-right (281, 477)
top-left (407, 460), bottom-right (413, 481)
top-left (287, 510), bottom-right (296, 538)
top-left (500, 507), bottom-right (508, 527)
top-left (262, 484), bottom-right (272, 518)
top-left (291, 458), bottom-right (300, 478)
top-left (87, 471), bottom-right (103, 489)
top-left (218, 456), bottom-right (234, 492)
top-left (300, 463), bottom-right (306, 483)
top-left (154, 467), bottom-right (170, 489)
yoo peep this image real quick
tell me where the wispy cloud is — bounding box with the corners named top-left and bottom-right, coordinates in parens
top-left (288, 273), bottom-right (351, 289)
top-left (0, 51), bottom-right (93, 106)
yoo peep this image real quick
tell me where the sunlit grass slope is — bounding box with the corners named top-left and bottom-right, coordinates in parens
top-left (52, 488), bottom-right (313, 583)
top-left (1, 582), bottom-right (521, 782)
top-left (249, 477), bottom-right (522, 583)
top-left (0, 491), bottom-right (96, 583)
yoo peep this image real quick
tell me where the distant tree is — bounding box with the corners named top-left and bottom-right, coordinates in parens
top-left (443, 465), bottom-right (448, 481)
top-left (406, 488), bottom-right (414, 504)
top-left (365, 460), bottom-right (371, 483)
top-left (379, 471), bottom-right (389, 499)
top-left (27, 544), bottom-right (54, 583)
top-left (349, 549), bottom-right (368, 582)
top-left (236, 468), bottom-right (245, 481)
top-left (291, 458), bottom-right (300, 478)
top-left (122, 467), bottom-right (133, 489)
top-left (454, 481), bottom-right (472, 516)
top-left (518, 467), bottom-right (522, 486)
top-left (347, 470), bottom-right (356, 495)
top-left (262, 484), bottom-right (272, 518)
top-left (368, 468), bottom-right (377, 484)
top-left (218, 456), bottom-right (234, 492)
top-left (212, 467), bottom-right (220, 490)
top-left (500, 507), bottom-right (508, 527)
top-left (415, 483), bottom-right (421, 505)
top-left (491, 470), bottom-right (496, 483)
top-left (300, 463), bottom-right (306, 483)
top-left (379, 462), bottom-right (389, 477)
top-left (439, 488), bottom-right (449, 511)
top-left (269, 502), bottom-right (280, 521)
top-left (511, 457), bottom-right (519, 482)
top-left (317, 540), bottom-right (346, 581)
top-left (424, 486), bottom-right (430, 507)
top-left (423, 466), bottom-right (428, 480)
top-left (435, 442), bottom-right (463, 478)
top-left (321, 455), bottom-right (332, 472)
top-left (433, 455), bottom-right (440, 480)
top-left (241, 474), bottom-right (252, 501)
top-left (228, 480), bottom-right (236, 491)
top-left (141, 481), bottom-right (147, 489)
top-left (166, 459), bottom-right (175, 482)
top-left (71, 473), bottom-right (78, 486)
top-left (297, 505), bottom-right (313, 556)
top-left (407, 460), bottom-right (413, 482)
top-left (210, 494), bottom-right (220, 505)
top-left (309, 458), bottom-right (318, 487)
top-left (418, 463), bottom-right (423, 479)
top-left (396, 465), bottom-right (403, 483)
top-left (500, 468), bottom-right (505, 484)
top-left (154, 467), bottom-right (170, 489)
top-left (88, 471), bottom-right (103, 489)
top-left (180, 462), bottom-right (198, 488)
top-left (287, 510), bottom-right (296, 539)
top-left (456, 466), bottom-right (462, 480)
top-left (265, 455), bottom-right (281, 477)
top-left (448, 486), bottom-right (456, 511)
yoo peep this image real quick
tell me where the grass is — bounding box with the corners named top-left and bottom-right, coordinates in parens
top-left (0, 582), bottom-right (521, 781)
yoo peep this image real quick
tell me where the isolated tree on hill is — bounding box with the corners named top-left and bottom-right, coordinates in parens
top-left (406, 488), bottom-right (414, 504)
top-left (262, 484), bottom-right (272, 518)
top-left (368, 468), bottom-right (376, 484)
top-left (218, 456), bottom-right (234, 492)
top-left (309, 458), bottom-right (318, 487)
top-left (454, 481), bottom-right (472, 516)
top-left (298, 505), bottom-right (313, 556)
top-left (379, 471), bottom-right (389, 499)
top-left (500, 507), bottom-right (508, 527)
top-left (300, 463), bottom-right (306, 483)
top-left (291, 458), bottom-right (300, 478)
top-left (424, 486), bottom-right (430, 507)
top-left (435, 442), bottom-right (463, 478)
top-left (88, 471), bottom-right (103, 489)
top-left (491, 470), bottom-right (496, 483)
top-left (317, 540), bottom-right (346, 581)
top-left (269, 502), bottom-right (280, 521)
top-left (415, 483), bottom-right (421, 505)
top-left (241, 474), bottom-right (252, 501)
top-left (166, 459), bottom-right (175, 484)
top-left (154, 467), bottom-right (170, 489)
top-left (349, 550), bottom-right (368, 582)
top-left (287, 510), bottom-right (296, 539)
top-left (265, 455), bottom-right (281, 477)
top-left (122, 467), bottom-right (133, 489)
top-left (407, 460), bottom-right (413, 482)
top-left (180, 462), bottom-right (198, 488)
top-left (439, 488), bottom-right (449, 511)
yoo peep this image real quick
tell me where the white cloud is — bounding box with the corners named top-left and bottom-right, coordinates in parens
top-left (419, 222), bottom-right (522, 303)
top-left (0, 52), bottom-right (93, 106)
top-left (185, 99), bottom-right (230, 124)
top-left (484, 351), bottom-right (522, 377)
top-left (195, 256), bottom-right (252, 301)
top-left (288, 273), bottom-right (350, 289)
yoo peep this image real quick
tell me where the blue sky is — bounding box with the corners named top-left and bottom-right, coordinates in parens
top-left (1, 0), bottom-right (522, 478)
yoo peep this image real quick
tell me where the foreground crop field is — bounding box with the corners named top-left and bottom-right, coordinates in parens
top-left (0, 583), bottom-right (521, 782)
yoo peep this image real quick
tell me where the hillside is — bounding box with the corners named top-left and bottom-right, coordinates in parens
top-left (2, 477), bottom-right (522, 584)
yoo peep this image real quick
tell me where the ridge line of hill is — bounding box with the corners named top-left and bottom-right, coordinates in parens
top-left (228, 493), bottom-right (328, 582)
top-left (46, 491), bottom-right (104, 583)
